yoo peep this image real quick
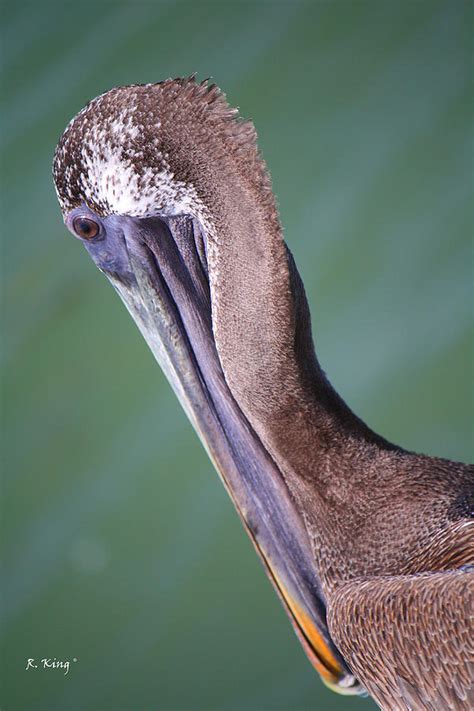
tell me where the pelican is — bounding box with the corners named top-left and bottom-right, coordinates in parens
top-left (53, 77), bottom-right (473, 709)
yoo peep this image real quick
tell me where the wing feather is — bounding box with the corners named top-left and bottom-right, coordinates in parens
top-left (327, 569), bottom-right (473, 710)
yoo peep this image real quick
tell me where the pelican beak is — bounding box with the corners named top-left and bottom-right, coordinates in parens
top-left (78, 211), bottom-right (361, 695)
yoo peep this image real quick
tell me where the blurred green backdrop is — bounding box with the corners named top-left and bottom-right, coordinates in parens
top-left (2, 1), bottom-right (472, 710)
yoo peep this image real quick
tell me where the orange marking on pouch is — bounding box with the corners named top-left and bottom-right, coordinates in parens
top-left (290, 599), bottom-right (342, 680)
top-left (269, 568), bottom-right (343, 684)
top-left (235, 510), bottom-right (348, 690)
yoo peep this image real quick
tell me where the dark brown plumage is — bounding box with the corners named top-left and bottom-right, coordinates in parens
top-left (53, 77), bottom-right (473, 709)
top-left (329, 570), bottom-right (473, 709)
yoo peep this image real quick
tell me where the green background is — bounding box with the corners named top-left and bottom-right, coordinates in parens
top-left (2, 1), bottom-right (472, 710)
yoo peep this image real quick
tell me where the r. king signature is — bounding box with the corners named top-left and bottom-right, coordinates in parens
top-left (25, 657), bottom-right (77, 675)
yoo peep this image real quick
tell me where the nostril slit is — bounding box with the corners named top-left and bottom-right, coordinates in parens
top-left (193, 219), bottom-right (209, 280)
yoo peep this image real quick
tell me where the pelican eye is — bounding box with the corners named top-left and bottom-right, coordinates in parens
top-left (72, 216), bottom-right (100, 240)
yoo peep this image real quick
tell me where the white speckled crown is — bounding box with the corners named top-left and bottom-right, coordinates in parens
top-left (53, 77), bottom-right (270, 224)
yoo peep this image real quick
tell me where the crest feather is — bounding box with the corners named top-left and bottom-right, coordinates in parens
top-left (53, 76), bottom-right (274, 221)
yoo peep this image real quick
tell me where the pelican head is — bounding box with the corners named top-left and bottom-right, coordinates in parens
top-left (53, 78), bottom-right (358, 693)
top-left (53, 78), bottom-right (473, 708)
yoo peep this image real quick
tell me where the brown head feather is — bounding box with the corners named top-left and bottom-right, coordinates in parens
top-left (53, 76), bottom-right (278, 230)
